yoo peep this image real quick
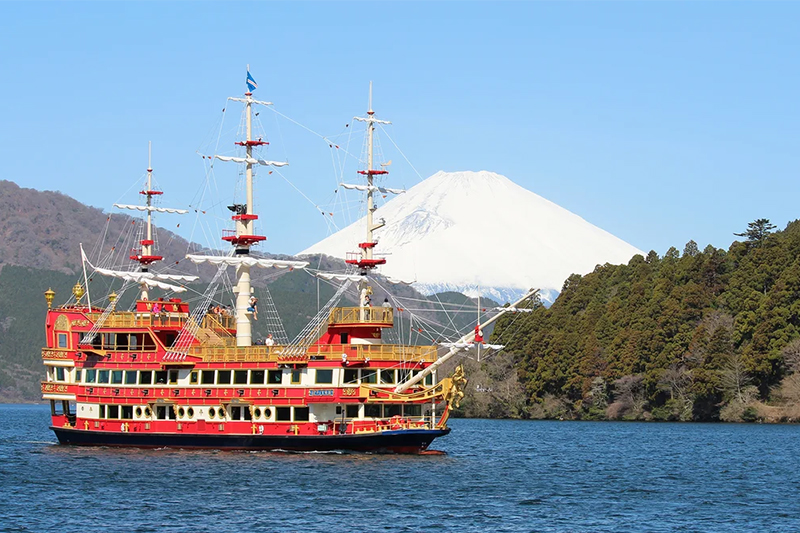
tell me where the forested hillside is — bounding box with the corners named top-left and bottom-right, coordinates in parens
top-left (478, 219), bottom-right (800, 422)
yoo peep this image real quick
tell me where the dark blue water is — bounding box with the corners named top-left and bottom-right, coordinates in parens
top-left (2, 404), bottom-right (799, 532)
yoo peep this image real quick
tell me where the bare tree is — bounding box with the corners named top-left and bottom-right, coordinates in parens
top-left (719, 352), bottom-right (752, 403)
top-left (782, 339), bottom-right (800, 374)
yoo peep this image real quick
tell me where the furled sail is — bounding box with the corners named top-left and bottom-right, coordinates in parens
top-left (339, 183), bottom-right (405, 195)
top-left (113, 204), bottom-right (189, 214)
top-left (314, 272), bottom-right (364, 282)
top-left (214, 155), bottom-right (288, 167)
top-left (185, 255), bottom-right (308, 270)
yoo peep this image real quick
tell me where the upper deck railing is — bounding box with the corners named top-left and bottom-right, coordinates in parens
top-left (187, 343), bottom-right (438, 363)
top-left (84, 311), bottom-right (235, 331)
top-left (328, 307), bottom-right (393, 327)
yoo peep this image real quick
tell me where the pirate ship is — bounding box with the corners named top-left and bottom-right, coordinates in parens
top-left (41, 71), bottom-right (534, 453)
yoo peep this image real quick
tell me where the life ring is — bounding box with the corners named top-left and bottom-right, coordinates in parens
top-left (390, 415), bottom-right (402, 430)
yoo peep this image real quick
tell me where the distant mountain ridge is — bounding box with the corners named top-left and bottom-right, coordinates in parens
top-left (301, 170), bottom-right (643, 302)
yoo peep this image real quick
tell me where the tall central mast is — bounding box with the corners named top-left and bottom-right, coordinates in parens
top-left (220, 67), bottom-right (271, 347)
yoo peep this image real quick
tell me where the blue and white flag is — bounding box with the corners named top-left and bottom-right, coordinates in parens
top-left (246, 71), bottom-right (258, 92)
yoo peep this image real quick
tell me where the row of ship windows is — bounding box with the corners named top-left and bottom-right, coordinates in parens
top-left (94, 403), bottom-right (423, 421)
top-left (52, 367), bottom-right (434, 387)
top-left (57, 332), bottom-right (158, 351)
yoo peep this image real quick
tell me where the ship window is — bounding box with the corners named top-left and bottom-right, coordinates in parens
top-left (253, 407), bottom-right (261, 419)
top-left (125, 371), bottom-right (137, 385)
top-left (187, 407), bottom-right (194, 418)
top-left (57, 333), bottom-right (68, 348)
top-left (343, 369), bottom-right (359, 384)
top-left (121, 406), bottom-right (133, 419)
top-left (385, 405), bottom-right (402, 418)
top-left (139, 371), bottom-right (152, 385)
top-left (231, 406), bottom-right (242, 420)
top-left (315, 369), bottom-right (333, 384)
top-left (97, 370), bottom-right (110, 384)
top-left (144, 407), bottom-right (151, 417)
top-left (267, 370), bottom-right (282, 384)
top-left (168, 406), bottom-right (176, 420)
top-left (128, 334), bottom-right (137, 351)
top-left (165, 333), bottom-right (177, 348)
top-left (345, 405), bottom-right (360, 418)
top-left (398, 369), bottom-right (411, 383)
top-left (208, 407), bottom-right (216, 419)
top-left (234, 370), bottom-right (248, 385)
top-left (217, 370), bottom-right (232, 385)
top-left (217, 407), bottom-right (226, 419)
top-left (156, 406), bottom-right (167, 420)
top-left (364, 404), bottom-right (381, 418)
top-left (168, 370), bottom-right (179, 385)
top-left (276, 407), bottom-right (291, 421)
top-left (92, 335), bottom-right (102, 350)
top-left (263, 407), bottom-right (272, 419)
top-left (116, 333), bottom-right (130, 350)
top-left (111, 370), bottom-right (123, 384)
top-left (361, 370), bottom-right (377, 384)
top-left (250, 370), bottom-right (265, 385)
top-left (85, 369), bottom-right (96, 383)
top-left (55, 367), bottom-right (66, 381)
top-left (293, 407), bottom-right (309, 422)
top-left (98, 405), bottom-right (106, 418)
top-left (404, 404), bottom-right (422, 417)
top-left (154, 371), bottom-right (168, 385)
top-left (290, 370), bottom-right (302, 384)
top-left (380, 370), bottom-right (396, 384)
top-left (339, 333), bottom-right (349, 344)
top-left (177, 407), bottom-right (185, 418)
top-left (142, 334), bottom-right (156, 351)
top-left (107, 405), bottom-right (120, 419)
top-left (102, 333), bottom-right (115, 350)
top-left (74, 370), bottom-right (81, 382)
top-left (190, 371), bottom-right (198, 385)
top-left (201, 371), bottom-right (215, 385)
top-left (425, 374), bottom-right (433, 386)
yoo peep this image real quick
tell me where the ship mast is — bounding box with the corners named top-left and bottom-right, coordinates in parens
top-left (347, 82), bottom-right (392, 306)
top-left (223, 67), bottom-right (270, 347)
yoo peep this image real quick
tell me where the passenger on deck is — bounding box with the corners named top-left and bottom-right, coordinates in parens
top-left (265, 333), bottom-right (275, 346)
top-left (382, 298), bottom-right (391, 308)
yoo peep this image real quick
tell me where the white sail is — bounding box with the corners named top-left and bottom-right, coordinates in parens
top-left (92, 268), bottom-right (189, 292)
top-left (315, 272), bottom-right (364, 282)
top-left (339, 183), bottom-right (405, 195)
top-left (113, 204), bottom-right (189, 214)
top-left (214, 155), bottom-right (288, 167)
top-left (185, 254), bottom-right (308, 270)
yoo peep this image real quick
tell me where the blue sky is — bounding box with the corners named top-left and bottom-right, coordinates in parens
top-left (1, 2), bottom-right (798, 257)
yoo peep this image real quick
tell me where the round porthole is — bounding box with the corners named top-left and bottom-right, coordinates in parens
top-left (187, 407), bottom-right (194, 418)
top-left (218, 407), bottom-right (226, 418)
top-left (262, 407), bottom-right (272, 419)
top-left (209, 407), bottom-right (216, 419)
top-left (144, 407), bottom-right (152, 417)
top-left (135, 407), bottom-right (142, 417)
top-left (253, 408), bottom-right (261, 419)
top-left (178, 407), bottom-right (185, 418)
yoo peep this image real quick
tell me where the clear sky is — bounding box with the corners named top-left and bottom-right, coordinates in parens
top-left (1, 1), bottom-right (798, 257)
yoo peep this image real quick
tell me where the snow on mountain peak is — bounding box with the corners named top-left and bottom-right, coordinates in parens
top-left (300, 170), bottom-right (643, 302)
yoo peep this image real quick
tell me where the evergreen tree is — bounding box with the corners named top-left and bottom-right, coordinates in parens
top-left (734, 218), bottom-right (777, 247)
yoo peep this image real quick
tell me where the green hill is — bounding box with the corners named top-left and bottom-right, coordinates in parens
top-left (487, 219), bottom-right (800, 422)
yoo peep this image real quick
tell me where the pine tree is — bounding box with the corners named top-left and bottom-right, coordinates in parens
top-left (735, 218), bottom-right (777, 247)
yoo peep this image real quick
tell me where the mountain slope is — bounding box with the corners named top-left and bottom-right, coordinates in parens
top-left (300, 170), bottom-right (643, 302)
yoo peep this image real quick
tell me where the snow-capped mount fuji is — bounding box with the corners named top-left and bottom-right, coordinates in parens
top-left (300, 170), bottom-right (643, 303)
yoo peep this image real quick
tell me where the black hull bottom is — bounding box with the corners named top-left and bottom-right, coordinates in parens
top-left (52, 427), bottom-right (451, 454)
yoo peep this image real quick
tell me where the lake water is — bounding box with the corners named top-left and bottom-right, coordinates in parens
top-left (1, 404), bottom-right (799, 532)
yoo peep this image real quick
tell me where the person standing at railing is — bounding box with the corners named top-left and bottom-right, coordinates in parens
top-left (265, 333), bottom-right (274, 346)
top-left (152, 300), bottom-right (162, 323)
